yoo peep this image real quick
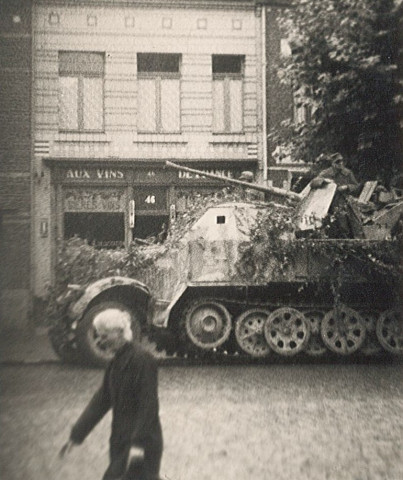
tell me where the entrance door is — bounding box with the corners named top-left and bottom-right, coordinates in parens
top-left (132, 186), bottom-right (168, 241)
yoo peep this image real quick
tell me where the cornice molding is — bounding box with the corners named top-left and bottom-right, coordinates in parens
top-left (35, 0), bottom-right (256, 10)
top-left (255, 0), bottom-right (291, 6)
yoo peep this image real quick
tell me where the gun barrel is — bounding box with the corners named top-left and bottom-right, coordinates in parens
top-left (165, 161), bottom-right (301, 201)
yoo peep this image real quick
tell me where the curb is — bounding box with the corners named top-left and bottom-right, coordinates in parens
top-left (3, 356), bottom-right (401, 368)
top-left (0, 356), bottom-right (198, 368)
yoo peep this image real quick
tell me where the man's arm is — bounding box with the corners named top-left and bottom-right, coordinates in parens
top-left (345, 170), bottom-right (359, 194)
top-left (69, 367), bottom-right (112, 445)
top-left (310, 168), bottom-right (333, 189)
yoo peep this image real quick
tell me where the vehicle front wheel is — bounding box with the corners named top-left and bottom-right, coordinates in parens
top-left (76, 301), bottom-right (141, 368)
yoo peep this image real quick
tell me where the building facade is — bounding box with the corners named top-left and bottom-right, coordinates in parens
top-left (31, 0), bottom-right (268, 302)
top-left (0, 0), bottom-right (296, 329)
top-left (0, 0), bottom-right (33, 329)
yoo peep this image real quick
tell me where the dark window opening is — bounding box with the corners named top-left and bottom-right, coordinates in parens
top-left (64, 212), bottom-right (124, 249)
top-left (137, 53), bottom-right (181, 73)
top-left (212, 55), bottom-right (243, 74)
top-left (133, 215), bottom-right (168, 242)
top-left (216, 216), bottom-right (226, 224)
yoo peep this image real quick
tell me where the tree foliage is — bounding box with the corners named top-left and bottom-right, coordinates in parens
top-left (236, 205), bottom-right (401, 300)
top-left (272, 0), bottom-right (402, 183)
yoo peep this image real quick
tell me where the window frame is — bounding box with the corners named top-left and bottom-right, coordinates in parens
top-left (293, 100), bottom-right (311, 124)
top-left (137, 53), bottom-right (182, 134)
top-left (212, 55), bottom-right (245, 134)
top-left (292, 84), bottom-right (312, 125)
top-left (58, 51), bottom-right (105, 133)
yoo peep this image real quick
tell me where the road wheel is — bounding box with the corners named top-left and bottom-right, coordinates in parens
top-left (264, 307), bottom-right (310, 356)
top-left (76, 301), bottom-right (141, 367)
top-left (48, 323), bottom-right (83, 364)
top-left (321, 306), bottom-right (366, 355)
top-left (376, 308), bottom-right (403, 355)
top-left (234, 309), bottom-right (271, 357)
top-left (183, 299), bottom-right (232, 351)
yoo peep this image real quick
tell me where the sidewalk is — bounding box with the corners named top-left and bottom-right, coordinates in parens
top-left (0, 328), bottom-right (189, 366)
top-left (0, 328), bottom-right (257, 367)
top-left (0, 327), bottom-right (59, 365)
top-left (0, 327), bottom-right (171, 365)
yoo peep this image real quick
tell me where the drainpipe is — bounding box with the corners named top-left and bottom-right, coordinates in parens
top-left (30, 0), bottom-right (36, 327)
top-left (261, 5), bottom-right (268, 184)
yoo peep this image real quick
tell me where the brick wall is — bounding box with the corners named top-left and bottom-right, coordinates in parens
top-left (0, 0), bottom-right (32, 329)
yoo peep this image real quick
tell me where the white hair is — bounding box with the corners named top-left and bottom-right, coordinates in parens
top-left (93, 309), bottom-right (133, 342)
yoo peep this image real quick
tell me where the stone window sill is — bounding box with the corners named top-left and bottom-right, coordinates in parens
top-left (55, 133), bottom-right (110, 143)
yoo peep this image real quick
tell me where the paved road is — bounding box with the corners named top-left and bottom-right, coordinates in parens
top-left (1, 362), bottom-right (402, 480)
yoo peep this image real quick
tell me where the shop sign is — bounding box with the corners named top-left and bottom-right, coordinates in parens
top-left (65, 168), bottom-right (125, 180)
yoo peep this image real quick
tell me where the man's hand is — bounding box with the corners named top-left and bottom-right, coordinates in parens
top-left (59, 439), bottom-right (76, 458)
top-left (337, 185), bottom-right (349, 193)
top-left (128, 446), bottom-right (145, 463)
top-left (126, 446), bottom-right (145, 475)
top-left (310, 177), bottom-right (330, 189)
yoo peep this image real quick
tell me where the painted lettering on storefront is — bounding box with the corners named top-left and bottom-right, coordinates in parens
top-left (96, 169), bottom-right (124, 179)
top-left (65, 169), bottom-right (124, 180)
top-left (66, 169), bottom-right (91, 179)
top-left (64, 189), bottom-right (124, 211)
top-left (178, 169), bottom-right (234, 179)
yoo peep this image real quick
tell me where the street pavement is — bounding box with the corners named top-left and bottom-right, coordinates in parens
top-left (0, 328), bottom-right (58, 364)
top-left (1, 362), bottom-right (402, 480)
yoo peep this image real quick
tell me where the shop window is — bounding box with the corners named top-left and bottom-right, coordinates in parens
top-left (212, 55), bottom-right (244, 133)
top-left (137, 53), bottom-right (181, 133)
top-left (64, 212), bottom-right (124, 248)
top-left (58, 51), bottom-right (104, 132)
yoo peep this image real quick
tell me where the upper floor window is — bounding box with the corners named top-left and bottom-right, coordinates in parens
top-left (212, 55), bottom-right (244, 133)
top-left (294, 101), bottom-right (311, 124)
top-left (58, 52), bottom-right (104, 132)
top-left (137, 53), bottom-right (181, 133)
top-left (293, 86), bottom-right (312, 124)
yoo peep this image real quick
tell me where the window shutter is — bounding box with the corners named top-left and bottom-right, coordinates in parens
top-left (83, 77), bottom-right (103, 130)
top-left (161, 78), bottom-right (180, 132)
top-left (59, 76), bottom-right (78, 130)
top-left (138, 79), bottom-right (157, 132)
top-left (229, 78), bottom-right (243, 132)
top-left (212, 79), bottom-right (225, 132)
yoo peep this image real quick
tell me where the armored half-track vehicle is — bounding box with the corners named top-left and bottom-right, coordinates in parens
top-left (49, 163), bottom-right (402, 366)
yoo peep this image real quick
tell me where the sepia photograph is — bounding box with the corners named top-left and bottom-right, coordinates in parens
top-left (0, 0), bottom-right (402, 479)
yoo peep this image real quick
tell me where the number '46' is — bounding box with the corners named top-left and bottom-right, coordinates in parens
top-left (145, 195), bottom-right (156, 204)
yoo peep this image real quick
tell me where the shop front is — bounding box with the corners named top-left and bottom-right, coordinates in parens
top-left (50, 160), bottom-right (256, 249)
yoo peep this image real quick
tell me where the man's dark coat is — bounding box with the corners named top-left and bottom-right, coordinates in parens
top-left (70, 342), bottom-right (163, 480)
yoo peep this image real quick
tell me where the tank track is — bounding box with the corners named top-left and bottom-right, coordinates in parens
top-left (162, 295), bottom-right (401, 360)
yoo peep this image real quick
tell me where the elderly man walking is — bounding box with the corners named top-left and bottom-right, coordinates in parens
top-left (60, 313), bottom-right (163, 480)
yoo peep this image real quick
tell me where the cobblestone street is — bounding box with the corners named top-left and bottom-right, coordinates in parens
top-left (1, 362), bottom-right (402, 480)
